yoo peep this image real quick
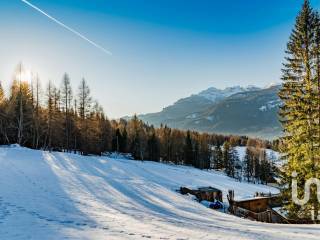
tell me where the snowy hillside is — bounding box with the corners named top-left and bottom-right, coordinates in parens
top-left (235, 146), bottom-right (279, 160)
top-left (0, 146), bottom-right (318, 240)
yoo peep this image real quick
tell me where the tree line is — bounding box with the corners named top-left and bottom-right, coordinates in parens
top-left (0, 64), bottom-right (275, 180)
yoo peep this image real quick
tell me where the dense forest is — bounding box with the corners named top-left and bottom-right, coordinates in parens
top-left (0, 63), bottom-right (276, 184)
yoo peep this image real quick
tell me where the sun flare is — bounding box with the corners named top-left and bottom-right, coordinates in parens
top-left (15, 68), bottom-right (33, 84)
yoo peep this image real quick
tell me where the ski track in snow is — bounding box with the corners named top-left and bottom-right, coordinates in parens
top-left (0, 146), bottom-right (319, 239)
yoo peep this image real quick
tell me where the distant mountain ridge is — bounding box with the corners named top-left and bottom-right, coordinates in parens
top-left (197, 85), bottom-right (261, 103)
top-left (132, 85), bottom-right (282, 139)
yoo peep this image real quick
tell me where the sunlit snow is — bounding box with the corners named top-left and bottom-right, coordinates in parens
top-left (0, 145), bottom-right (318, 240)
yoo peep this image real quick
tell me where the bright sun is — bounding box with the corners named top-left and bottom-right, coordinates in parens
top-left (16, 68), bottom-right (33, 84)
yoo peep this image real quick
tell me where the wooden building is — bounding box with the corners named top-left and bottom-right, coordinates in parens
top-left (227, 190), bottom-right (288, 223)
top-left (197, 187), bottom-right (223, 202)
top-left (232, 197), bottom-right (271, 213)
top-left (180, 186), bottom-right (222, 202)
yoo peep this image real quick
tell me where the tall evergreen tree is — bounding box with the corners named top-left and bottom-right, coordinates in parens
top-left (279, 0), bottom-right (320, 220)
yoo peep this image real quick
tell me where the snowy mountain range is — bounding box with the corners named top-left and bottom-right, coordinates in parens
top-left (136, 85), bottom-right (282, 139)
top-left (197, 85), bottom-right (261, 103)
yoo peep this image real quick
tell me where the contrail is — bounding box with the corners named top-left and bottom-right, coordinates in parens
top-left (21, 0), bottom-right (112, 55)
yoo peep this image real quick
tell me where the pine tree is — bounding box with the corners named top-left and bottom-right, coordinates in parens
top-left (31, 74), bottom-right (41, 149)
top-left (86, 108), bottom-right (103, 155)
top-left (120, 128), bottom-right (128, 152)
top-left (279, 0), bottom-right (320, 220)
top-left (0, 81), bottom-right (8, 144)
top-left (7, 65), bottom-right (34, 146)
top-left (198, 134), bottom-right (210, 169)
top-left (112, 128), bottom-right (122, 152)
top-left (259, 150), bottom-right (272, 184)
top-left (45, 81), bottom-right (54, 150)
top-left (231, 147), bottom-right (240, 179)
top-left (244, 147), bottom-right (253, 182)
top-left (128, 115), bottom-right (144, 160)
top-left (0, 82), bottom-right (4, 104)
top-left (147, 128), bottom-right (160, 161)
top-left (16, 63), bottom-right (24, 145)
top-left (252, 150), bottom-right (261, 183)
top-left (193, 139), bottom-right (199, 168)
top-left (78, 78), bottom-right (92, 155)
top-left (99, 113), bottom-right (112, 153)
top-left (184, 130), bottom-right (193, 166)
top-left (223, 141), bottom-right (235, 177)
top-left (212, 144), bottom-right (223, 169)
top-left (51, 86), bottom-right (63, 149)
top-left (170, 129), bottom-right (184, 164)
top-left (61, 73), bottom-right (73, 151)
top-left (160, 125), bottom-right (172, 163)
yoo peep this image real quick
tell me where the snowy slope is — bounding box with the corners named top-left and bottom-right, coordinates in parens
top-left (235, 146), bottom-right (280, 161)
top-left (0, 146), bottom-right (318, 240)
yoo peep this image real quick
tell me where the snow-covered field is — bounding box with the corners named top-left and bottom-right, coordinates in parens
top-left (0, 145), bottom-right (319, 240)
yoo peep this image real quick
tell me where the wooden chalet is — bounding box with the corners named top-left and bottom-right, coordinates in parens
top-left (227, 190), bottom-right (288, 223)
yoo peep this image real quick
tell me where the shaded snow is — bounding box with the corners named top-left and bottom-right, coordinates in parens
top-left (259, 99), bottom-right (282, 112)
top-left (186, 113), bottom-right (197, 119)
top-left (206, 116), bottom-right (214, 121)
top-left (0, 146), bottom-right (318, 240)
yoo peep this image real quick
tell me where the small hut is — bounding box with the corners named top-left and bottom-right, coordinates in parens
top-left (180, 186), bottom-right (222, 202)
top-left (196, 187), bottom-right (223, 202)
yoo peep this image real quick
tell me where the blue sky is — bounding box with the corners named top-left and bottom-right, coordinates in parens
top-left (0, 0), bottom-right (319, 118)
